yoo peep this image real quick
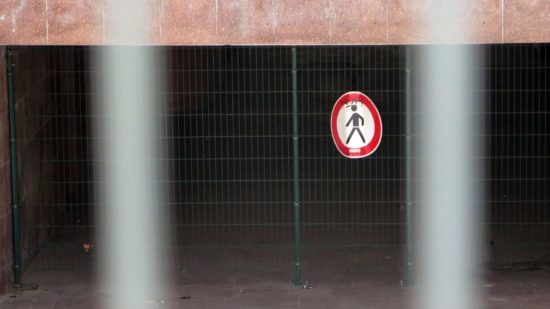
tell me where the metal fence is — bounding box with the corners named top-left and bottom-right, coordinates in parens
top-left (296, 47), bottom-right (405, 274)
top-left (487, 45), bottom-right (550, 267)
top-left (165, 47), bottom-right (296, 273)
top-left (8, 45), bottom-right (550, 280)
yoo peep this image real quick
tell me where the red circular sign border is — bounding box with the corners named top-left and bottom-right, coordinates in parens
top-left (330, 91), bottom-right (383, 159)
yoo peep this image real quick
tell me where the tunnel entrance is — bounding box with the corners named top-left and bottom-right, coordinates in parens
top-left (10, 45), bottom-right (550, 280)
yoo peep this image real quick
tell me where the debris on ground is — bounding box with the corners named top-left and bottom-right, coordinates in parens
top-left (490, 260), bottom-right (550, 272)
top-left (485, 282), bottom-right (496, 288)
top-left (145, 298), bottom-right (166, 306)
top-left (489, 296), bottom-right (508, 302)
top-left (83, 242), bottom-right (94, 253)
top-left (302, 281), bottom-right (314, 289)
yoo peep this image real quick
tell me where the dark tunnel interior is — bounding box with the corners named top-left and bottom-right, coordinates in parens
top-left (10, 45), bottom-right (550, 273)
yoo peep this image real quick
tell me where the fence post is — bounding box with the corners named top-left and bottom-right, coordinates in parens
top-left (6, 47), bottom-right (22, 288)
top-left (291, 47), bottom-right (301, 286)
top-left (405, 46), bottom-right (414, 287)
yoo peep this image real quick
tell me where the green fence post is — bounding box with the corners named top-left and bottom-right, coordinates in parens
top-left (291, 47), bottom-right (301, 287)
top-left (405, 46), bottom-right (414, 287)
top-left (6, 47), bottom-right (22, 288)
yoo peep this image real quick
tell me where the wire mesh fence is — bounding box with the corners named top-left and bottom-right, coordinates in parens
top-left (487, 45), bottom-right (550, 267)
top-left (9, 44), bottom-right (550, 275)
top-left (165, 47), bottom-right (295, 272)
top-left (296, 47), bottom-right (405, 272)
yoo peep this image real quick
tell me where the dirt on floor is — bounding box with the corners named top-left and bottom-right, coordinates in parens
top-left (1, 267), bottom-right (550, 309)
top-left (2, 245), bottom-right (550, 308)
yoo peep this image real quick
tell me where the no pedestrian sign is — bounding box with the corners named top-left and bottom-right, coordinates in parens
top-left (330, 91), bottom-right (382, 159)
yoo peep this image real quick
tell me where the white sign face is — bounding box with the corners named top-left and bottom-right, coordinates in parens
top-left (330, 92), bottom-right (382, 158)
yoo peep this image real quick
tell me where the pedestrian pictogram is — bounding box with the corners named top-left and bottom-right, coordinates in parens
top-left (330, 91), bottom-right (382, 158)
top-left (345, 105), bottom-right (366, 144)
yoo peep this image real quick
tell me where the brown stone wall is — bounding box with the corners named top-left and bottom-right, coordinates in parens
top-left (9, 47), bottom-right (90, 276)
top-left (0, 47), bottom-right (14, 294)
top-left (0, 47), bottom-right (92, 292)
top-left (1, 0), bottom-right (550, 45)
top-left (12, 48), bottom-right (51, 271)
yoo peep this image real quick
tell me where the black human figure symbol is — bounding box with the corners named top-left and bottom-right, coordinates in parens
top-left (345, 105), bottom-right (366, 144)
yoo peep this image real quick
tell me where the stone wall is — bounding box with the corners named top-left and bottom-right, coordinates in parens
top-left (11, 48), bottom-right (51, 273)
top-left (1, 1), bottom-right (550, 45)
top-left (0, 47), bottom-right (14, 294)
top-left (12, 48), bottom-right (88, 273)
top-left (0, 47), bottom-right (87, 294)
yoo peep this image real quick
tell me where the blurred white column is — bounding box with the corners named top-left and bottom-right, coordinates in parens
top-left (95, 1), bottom-right (167, 308)
top-left (416, 1), bottom-right (484, 309)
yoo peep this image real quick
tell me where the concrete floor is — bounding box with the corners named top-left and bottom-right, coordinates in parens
top-left (1, 268), bottom-right (550, 308)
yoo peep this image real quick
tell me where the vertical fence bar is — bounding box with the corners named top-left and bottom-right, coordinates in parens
top-left (291, 47), bottom-right (301, 286)
top-left (404, 46), bottom-right (414, 287)
top-left (6, 47), bottom-right (22, 287)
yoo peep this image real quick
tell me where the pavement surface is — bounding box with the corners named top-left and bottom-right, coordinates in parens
top-left (1, 267), bottom-right (550, 308)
